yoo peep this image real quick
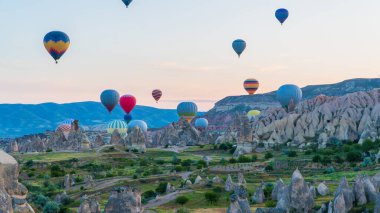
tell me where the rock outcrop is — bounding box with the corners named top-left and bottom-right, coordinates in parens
top-left (126, 127), bottom-right (146, 153)
top-left (225, 174), bottom-right (235, 192)
top-left (227, 185), bottom-right (252, 213)
top-left (288, 169), bottom-right (314, 212)
top-left (104, 187), bottom-right (143, 213)
top-left (0, 150), bottom-right (35, 213)
top-left (317, 182), bottom-right (329, 196)
top-left (78, 195), bottom-right (101, 213)
top-left (353, 175), bottom-right (367, 205)
top-left (333, 177), bottom-right (354, 211)
top-left (252, 183), bottom-right (265, 204)
top-left (272, 178), bottom-right (285, 201)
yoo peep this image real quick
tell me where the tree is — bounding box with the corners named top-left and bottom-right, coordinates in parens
top-left (34, 194), bottom-right (48, 208)
top-left (287, 151), bottom-right (297, 157)
top-left (172, 155), bottom-right (181, 165)
top-left (156, 182), bottom-right (168, 194)
top-left (361, 140), bottom-right (374, 152)
top-left (312, 155), bottom-right (321, 163)
top-left (346, 151), bottom-right (362, 162)
top-left (251, 155), bottom-right (258, 162)
top-left (265, 152), bottom-right (273, 159)
top-left (176, 196), bottom-right (189, 206)
top-left (205, 192), bottom-right (220, 204)
top-left (43, 201), bottom-right (60, 213)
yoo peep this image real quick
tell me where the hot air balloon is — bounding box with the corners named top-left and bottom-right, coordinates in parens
top-left (128, 120), bottom-right (148, 133)
top-left (43, 31), bottom-right (70, 63)
top-left (152, 89), bottom-right (162, 103)
top-left (56, 124), bottom-right (71, 140)
top-left (60, 119), bottom-right (74, 125)
top-left (243, 78), bottom-right (259, 95)
top-left (124, 114), bottom-right (133, 124)
top-left (247, 110), bottom-right (261, 120)
top-left (100, 90), bottom-right (120, 113)
top-left (107, 120), bottom-right (128, 136)
top-left (177, 102), bottom-right (198, 123)
top-left (195, 118), bottom-right (208, 129)
top-left (275, 8), bottom-right (289, 25)
top-left (122, 0), bottom-right (133, 7)
top-left (120, 95), bottom-right (136, 114)
top-left (276, 84), bottom-right (302, 111)
top-left (232, 39), bottom-right (246, 57)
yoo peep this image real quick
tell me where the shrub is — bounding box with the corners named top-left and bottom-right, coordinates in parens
top-left (175, 166), bottom-right (184, 172)
top-left (324, 167), bottom-right (336, 174)
top-left (213, 186), bottom-right (223, 193)
top-left (172, 155), bottom-right (181, 165)
top-left (334, 156), bottom-right (344, 164)
top-left (43, 201), bottom-right (60, 213)
top-left (264, 184), bottom-right (274, 199)
top-left (181, 159), bottom-right (193, 167)
top-left (176, 196), bottom-right (189, 206)
top-left (251, 155), bottom-right (258, 162)
top-left (265, 200), bottom-right (276, 208)
top-left (50, 165), bottom-right (65, 177)
top-left (287, 151), bottom-right (297, 157)
top-left (265, 152), bottom-right (273, 159)
top-left (238, 155), bottom-right (251, 163)
top-left (229, 158), bottom-right (237, 164)
top-left (205, 191), bottom-right (220, 204)
top-left (321, 156), bottom-right (332, 165)
top-left (346, 151), bottom-right (362, 162)
top-left (142, 190), bottom-right (156, 199)
top-left (361, 157), bottom-right (373, 167)
top-left (312, 155), bottom-right (321, 163)
top-left (34, 194), bottom-right (49, 208)
top-left (304, 150), bottom-right (313, 155)
top-left (361, 140), bottom-right (374, 152)
top-left (156, 159), bottom-right (165, 165)
top-left (156, 182), bottom-right (168, 194)
top-left (265, 165), bottom-right (273, 172)
top-left (220, 158), bottom-right (227, 165)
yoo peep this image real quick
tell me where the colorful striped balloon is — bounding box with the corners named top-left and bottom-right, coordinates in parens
top-left (43, 31), bottom-right (70, 63)
top-left (107, 120), bottom-right (128, 136)
top-left (243, 78), bottom-right (259, 95)
top-left (56, 124), bottom-right (71, 140)
top-left (152, 89), bottom-right (162, 102)
top-left (177, 102), bottom-right (198, 123)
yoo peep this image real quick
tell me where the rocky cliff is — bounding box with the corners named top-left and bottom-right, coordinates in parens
top-left (233, 89), bottom-right (380, 153)
top-left (0, 150), bottom-right (35, 212)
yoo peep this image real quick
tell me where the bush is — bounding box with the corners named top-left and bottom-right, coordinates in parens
top-left (175, 166), bottom-right (184, 172)
top-left (251, 155), bottom-right (258, 162)
top-left (220, 158), bottom-right (227, 165)
top-left (287, 151), bottom-right (297, 157)
top-left (264, 184), bottom-right (274, 199)
top-left (50, 165), bottom-right (65, 177)
top-left (265, 152), bottom-right (273, 159)
top-left (265, 165), bottom-right (273, 172)
top-left (172, 155), bottom-right (181, 165)
top-left (238, 155), bottom-right (251, 163)
top-left (43, 201), bottom-right (60, 213)
top-left (181, 159), bottom-right (193, 167)
top-left (304, 150), bottom-right (313, 155)
top-left (205, 191), bottom-right (220, 204)
top-left (361, 157), bottom-right (373, 167)
top-left (312, 155), bottom-right (321, 163)
top-left (176, 196), bottom-right (189, 206)
top-left (324, 167), bottom-right (336, 174)
top-left (34, 194), bottom-right (49, 208)
top-left (334, 156), bottom-right (344, 164)
top-left (156, 159), bottom-right (165, 165)
top-left (265, 200), bottom-right (276, 208)
top-left (229, 158), bottom-right (237, 164)
top-left (361, 140), bottom-right (374, 152)
top-left (346, 151), bottom-right (362, 162)
top-left (321, 156), bottom-right (332, 165)
top-left (142, 190), bottom-right (157, 199)
top-left (156, 182), bottom-right (168, 194)
top-left (213, 186), bottom-right (223, 193)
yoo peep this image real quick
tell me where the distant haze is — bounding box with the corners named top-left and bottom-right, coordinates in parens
top-left (0, 0), bottom-right (379, 110)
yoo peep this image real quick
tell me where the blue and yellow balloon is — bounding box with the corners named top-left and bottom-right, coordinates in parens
top-left (43, 31), bottom-right (70, 63)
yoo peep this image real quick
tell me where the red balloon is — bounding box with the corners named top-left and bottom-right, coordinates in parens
top-left (119, 95), bottom-right (136, 114)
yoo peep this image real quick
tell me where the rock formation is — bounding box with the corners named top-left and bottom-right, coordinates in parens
top-left (0, 150), bottom-right (35, 212)
top-left (227, 185), bottom-right (252, 213)
top-left (225, 174), bottom-right (235, 192)
top-left (271, 178), bottom-right (285, 201)
top-left (317, 182), bottom-right (329, 196)
top-left (104, 187), bottom-right (143, 213)
top-left (375, 193), bottom-right (380, 213)
top-left (109, 130), bottom-right (125, 147)
top-left (288, 169), bottom-right (314, 212)
top-left (78, 195), bottom-right (101, 213)
top-left (238, 173), bottom-right (247, 186)
top-left (333, 177), bottom-right (354, 211)
top-left (212, 176), bottom-right (223, 184)
top-left (194, 175), bottom-right (202, 185)
top-left (126, 127), bottom-right (147, 153)
top-left (251, 183), bottom-right (265, 204)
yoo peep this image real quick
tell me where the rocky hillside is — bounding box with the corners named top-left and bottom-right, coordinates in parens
top-left (0, 102), bottom-right (179, 138)
top-left (205, 78), bottom-right (380, 130)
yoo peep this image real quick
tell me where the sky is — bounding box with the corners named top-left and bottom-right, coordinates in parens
top-left (0, 0), bottom-right (379, 111)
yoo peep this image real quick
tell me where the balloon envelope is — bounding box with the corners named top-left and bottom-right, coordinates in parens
top-left (177, 102), bottom-right (198, 123)
top-left (152, 89), bottom-right (162, 102)
top-left (124, 114), bottom-right (133, 124)
top-left (120, 95), bottom-right (136, 114)
top-left (275, 8), bottom-right (289, 25)
top-left (128, 120), bottom-right (148, 133)
top-left (100, 90), bottom-right (120, 113)
top-left (122, 0), bottom-right (133, 7)
top-left (276, 84), bottom-right (302, 108)
top-left (232, 39), bottom-right (246, 57)
top-left (60, 119), bottom-right (74, 125)
top-left (107, 120), bottom-right (128, 136)
top-left (244, 78), bottom-right (259, 95)
top-left (247, 110), bottom-right (261, 120)
top-left (43, 31), bottom-right (70, 63)
top-left (195, 118), bottom-right (208, 129)
top-left (56, 124), bottom-right (71, 140)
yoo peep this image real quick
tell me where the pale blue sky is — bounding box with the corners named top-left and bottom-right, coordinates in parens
top-left (0, 0), bottom-right (379, 110)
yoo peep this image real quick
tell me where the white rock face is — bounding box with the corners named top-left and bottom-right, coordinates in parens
top-left (317, 182), bottom-right (329, 196)
top-left (0, 150), bottom-right (35, 213)
top-left (247, 90), bottom-right (380, 147)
